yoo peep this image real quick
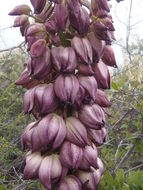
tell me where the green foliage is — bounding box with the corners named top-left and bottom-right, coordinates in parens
top-left (99, 43), bottom-right (143, 190)
top-left (0, 50), bottom-right (40, 189)
top-left (100, 170), bottom-right (143, 190)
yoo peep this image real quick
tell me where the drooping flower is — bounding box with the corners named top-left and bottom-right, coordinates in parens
top-left (88, 32), bottom-right (105, 62)
top-left (51, 46), bottom-right (77, 73)
top-left (95, 89), bottom-right (111, 107)
top-left (66, 117), bottom-right (88, 147)
top-left (101, 17), bottom-right (115, 31)
top-left (72, 36), bottom-right (93, 64)
top-left (78, 76), bottom-right (98, 101)
top-left (78, 64), bottom-right (94, 76)
top-left (54, 74), bottom-right (79, 104)
top-left (22, 114), bottom-right (66, 152)
top-left (79, 144), bottom-right (98, 170)
top-left (93, 61), bottom-right (110, 89)
top-left (59, 175), bottom-right (82, 190)
top-left (23, 84), bottom-right (58, 118)
top-left (79, 104), bottom-right (105, 129)
top-left (31, 47), bottom-right (52, 80)
top-left (21, 121), bottom-right (37, 150)
top-left (30, 113), bottom-right (66, 151)
top-left (24, 151), bottom-right (43, 180)
top-left (68, 0), bottom-right (90, 36)
top-left (88, 128), bottom-right (107, 146)
top-left (94, 20), bottom-right (112, 42)
top-left (13, 15), bottom-right (29, 27)
top-left (25, 23), bottom-right (47, 50)
top-left (9, 5), bottom-right (31, 16)
top-left (30, 39), bottom-right (47, 58)
top-left (76, 168), bottom-right (102, 190)
top-left (60, 141), bottom-right (83, 169)
top-left (15, 59), bottom-right (39, 89)
top-left (39, 154), bottom-right (63, 190)
top-left (102, 45), bottom-right (117, 67)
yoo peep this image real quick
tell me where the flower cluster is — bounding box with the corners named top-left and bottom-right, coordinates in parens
top-left (9, 0), bottom-right (123, 189)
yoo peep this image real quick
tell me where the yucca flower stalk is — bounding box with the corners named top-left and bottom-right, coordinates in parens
top-left (9, 0), bottom-right (123, 189)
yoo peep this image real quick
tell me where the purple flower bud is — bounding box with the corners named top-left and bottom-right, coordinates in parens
top-left (66, 117), bottom-right (88, 147)
top-left (31, 47), bottom-right (51, 80)
top-left (78, 76), bottom-right (98, 101)
top-left (88, 32), bottom-right (105, 62)
top-left (88, 128), bottom-right (107, 146)
top-left (54, 74), bottom-right (79, 104)
top-left (24, 152), bottom-right (42, 179)
top-left (59, 175), bottom-right (82, 190)
top-left (39, 154), bottom-right (62, 190)
top-left (79, 144), bottom-right (98, 170)
top-left (60, 141), bottom-right (83, 169)
top-left (76, 168), bottom-right (101, 190)
top-left (23, 84), bottom-right (58, 117)
top-left (79, 104), bottom-right (105, 129)
top-left (102, 45), bottom-right (117, 67)
top-left (93, 61), bottom-right (110, 89)
top-left (72, 37), bottom-right (93, 64)
top-left (25, 23), bottom-right (47, 50)
top-left (95, 89), bottom-right (111, 107)
top-left (13, 15), bottom-right (29, 27)
top-left (78, 64), bottom-right (94, 76)
top-left (30, 39), bottom-right (47, 58)
top-left (30, 113), bottom-right (66, 151)
top-left (9, 5), bottom-right (31, 16)
top-left (55, 4), bottom-right (68, 30)
top-left (68, 1), bottom-right (90, 36)
top-left (30, 0), bottom-right (46, 14)
top-left (51, 46), bottom-right (77, 73)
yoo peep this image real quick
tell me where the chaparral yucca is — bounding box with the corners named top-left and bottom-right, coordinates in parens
top-left (9, 0), bottom-right (123, 189)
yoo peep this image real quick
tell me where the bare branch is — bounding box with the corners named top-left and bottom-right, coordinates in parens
top-left (114, 143), bottom-right (135, 172)
top-left (109, 108), bottom-right (134, 131)
top-left (126, 0), bottom-right (133, 61)
top-left (125, 163), bottom-right (143, 174)
top-left (0, 41), bottom-right (25, 53)
top-left (115, 140), bottom-right (123, 163)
